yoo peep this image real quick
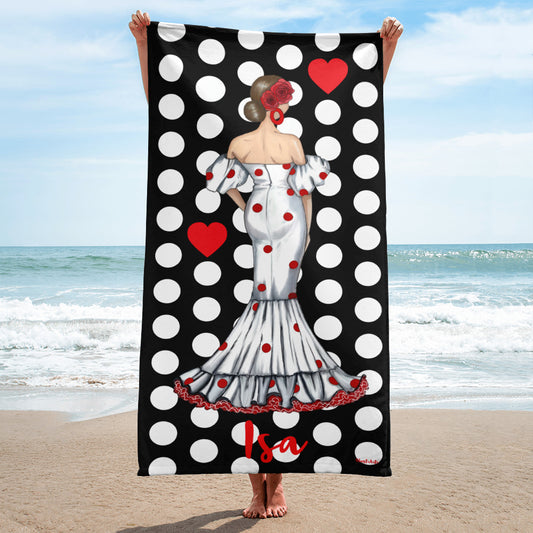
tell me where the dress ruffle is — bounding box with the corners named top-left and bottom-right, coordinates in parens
top-left (173, 297), bottom-right (368, 413)
top-left (286, 154), bottom-right (330, 195)
top-left (205, 153), bottom-right (249, 193)
top-left (174, 376), bottom-right (368, 414)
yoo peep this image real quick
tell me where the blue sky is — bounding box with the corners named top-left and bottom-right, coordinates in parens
top-left (1, 1), bottom-right (531, 245)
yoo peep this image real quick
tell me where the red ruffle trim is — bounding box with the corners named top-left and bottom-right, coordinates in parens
top-left (173, 375), bottom-right (369, 414)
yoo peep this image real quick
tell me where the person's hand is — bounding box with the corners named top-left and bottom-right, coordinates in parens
top-left (378, 16), bottom-right (403, 43)
top-left (129, 10), bottom-right (150, 43)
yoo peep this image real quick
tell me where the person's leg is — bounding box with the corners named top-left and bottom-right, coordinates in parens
top-left (242, 473), bottom-right (267, 519)
top-left (265, 473), bottom-right (287, 517)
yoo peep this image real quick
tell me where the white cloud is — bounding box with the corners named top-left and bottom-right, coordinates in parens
top-left (389, 4), bottom-right (533, 98)
top-left (387, 131), bottom-right (533, 179)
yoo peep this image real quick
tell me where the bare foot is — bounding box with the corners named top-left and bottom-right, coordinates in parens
top-left (265, 473), bottom-right (287, 517)
top-left (242, 476), bottom-right (267, 519)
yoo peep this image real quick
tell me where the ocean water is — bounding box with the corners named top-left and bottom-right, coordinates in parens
top-left (0, 244), bottom-right (531, 421)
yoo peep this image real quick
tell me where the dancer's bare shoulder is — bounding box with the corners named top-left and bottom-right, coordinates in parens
top-left (287, 135), bottom-right (305, 165)
top-left (227, 135), bottom-right (248, 159)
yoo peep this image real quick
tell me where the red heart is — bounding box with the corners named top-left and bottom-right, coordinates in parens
top-left (188, 222), bottom-right (227, 257)
top-left (308, 58), bottom-right (348, 94)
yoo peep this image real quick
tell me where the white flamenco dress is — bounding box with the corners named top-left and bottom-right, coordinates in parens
top-left (173, 153), bottom-right (368, 413)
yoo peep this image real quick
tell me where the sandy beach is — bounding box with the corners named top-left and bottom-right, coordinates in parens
top-left (0, 409), bottom-right (530, 532)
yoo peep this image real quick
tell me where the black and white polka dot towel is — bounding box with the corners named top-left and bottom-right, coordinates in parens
top-left (137, 21), bottom-right (391, 476)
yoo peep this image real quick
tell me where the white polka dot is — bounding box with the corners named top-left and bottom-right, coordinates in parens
top-left (327, 351), bottom-right (342, 366)
top-left (231, 457), bottom-right (260, 473)
top-left (157, 206), bottom-right (183, 232)
top-left (314, 315), bottom-right (342, 340)
top-left (315, 100), bottom-right (341, 125)
top-left (273, 411), bottom-right (300, 429)
top-left (198, 39), bottom-right (225, 64)
top-left (158, 169), bottom-right (183, 195)
top-left (353, 119), bottom-right (378, 144)
top-left (272, 440), bottom-right (301, 462)
top-left (190, 407), bottom-right (219, 428)
top-left (314, 456), bottom-right (342, 473)
top-left (190, 439), bottom-right (218, 463)
top-left (353, 81), bottom-right (378, 107)
top-left (155, 243), bottom-right (182, 268)
top-left (276, 44), bottom-right (303, 69)
top-left (153, 279), bottom-right (180, 303)
top-left (355, 406), bottom-right (383, 431)
top-left (355, 297), bottom-right (382, 322)
top-left (148, 456), bottom-right (177, 475)
top-left (234, 244), bottom-right (254, 269)
top-left (354, 262), bottom-right (381, 286)
top-left (318, 171), bottom-right (341, 197)
top-left (197, 150), bottom-right (224, 176)
top-left (232, 208), bottom-right (247, 233)
top-left (234, 279), bottom-right (253, 304)
top-left (196, 76), bottom-right (225, 102)
top-left (316, 243), bottom-right (342, 268)
top-left (197, 113), bottom-right (224, 139)
top-left (316, 136), bottom-right (341, 161)
top-left (313, 422), bottom-right (342, 446)
top-left (159, 54), bottom-right (183, 82)
top-left (355, 442), bottom-right (383, 465)
top-left (194, 261), bottom-right (222, 286)
top-left (358, 370), bottom-right (383, 395)
top-left (196, 188), bottom-right (222, 213)
top-left (238, 98), bottom-right (253, 122)
top-left (354, 190), bottom-right (380, 215)
top-left (158, 131), bottom-right (185, 157)
top-left (315, 33), bottom-right (340, 51)
top-left (150, 385), bottom-right (178, 410)
top-left (192, 332), bottom-right (220, 358)
top-left (353, 42), bottom-right (378, 70)
top-left (237, 61), bottom-right (264, 85)
top-left (277, 117), bottom-right (303, 138)
top-left (232, 421), bottom-right (259, 446)
top-left (315, 279), bottom-right (343, 304)
top-left (316, 207), bottom-right (342, 232)
top-left (238, 30), bottom-right (264, 50)
top-left (354, 225), bottom-right (381, 250)
top-left (355, 334), bottom-right (383, 359)
top-left (157, 22), bottom-right (186, 42)
top-left (354, 154), bottom-right (379, 179)
top-left (151, 350), bottom-right (178, 375)
top-left (159, 94), bottom-right (184, 120)
top-left (193, 297), bottom-right (220, 321)
top-left (152, 314), bottom-right (180, 339)
top-left (149, 421), bottom-right (177, 446)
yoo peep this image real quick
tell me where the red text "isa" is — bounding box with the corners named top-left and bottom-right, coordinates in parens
top-left (244, 419), bottom-right (309, 463)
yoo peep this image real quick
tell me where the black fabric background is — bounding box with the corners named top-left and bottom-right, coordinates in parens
top-left (137, 21), bottom-right (391, 476)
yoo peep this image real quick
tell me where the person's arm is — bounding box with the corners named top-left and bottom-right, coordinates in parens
top-left (129, 10), bottom-right (151, 104)
top-left (137, 41), bottom-right (149, 104)
top-left (378, 16), bottom-right (403, 84)
top-left (302, 195), bottom-right (312, 253)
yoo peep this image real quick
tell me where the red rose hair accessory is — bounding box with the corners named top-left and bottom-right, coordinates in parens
top-left (260, 78), bottom-right (294, 125)
top-left (260, 78), bottom-right (294, 110)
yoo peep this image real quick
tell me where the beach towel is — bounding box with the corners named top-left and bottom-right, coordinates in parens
top-left (137, 20), bottom-right (391, 476)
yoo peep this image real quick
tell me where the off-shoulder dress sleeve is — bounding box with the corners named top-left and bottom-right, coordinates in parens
top-left (205, 153), bottom-right (250, 194)
top-left (287, 154), bottom-right (330, 195)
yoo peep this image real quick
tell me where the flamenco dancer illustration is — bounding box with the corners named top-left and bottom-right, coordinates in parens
top-left (173, 75), bottom-right (368, 413)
